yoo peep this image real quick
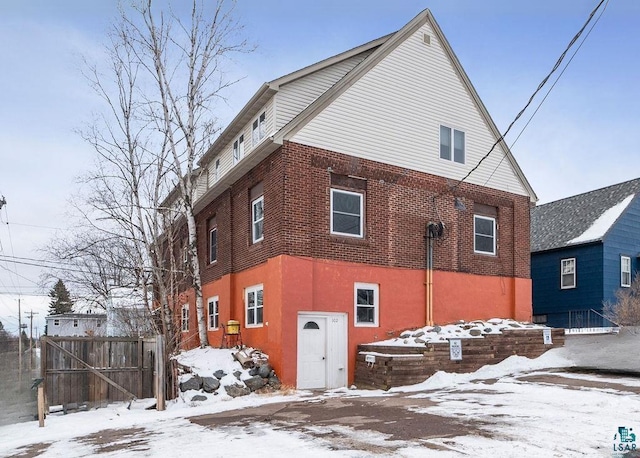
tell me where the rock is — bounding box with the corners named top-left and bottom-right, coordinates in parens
top-left (224, 383), bottom-right (251, 398)
top-left (508, 322), bottom-right (522, 328)
top-left (257, 363), bottom-right (273, 378)
top-left (202, 377), bottom-right (220, 393)
top-left (179, 376), bottom-right (202, 392)
top-left (244, 375), bottom-right (268, 391)
top-left (400, 332), bottom-right (411, 338)
top-left (233, 370), bottom-right (242, 380)
top-left (469, 328), bottom-right (482, 336)
top-left (414, 338), bottom-right (425, 344)
top-left (191, 394), bottom-right (208, 402)
top-left (213, 370), bottom-right (226, 380)
top-left (433, 325), bottom-right (441, 333)
top-left (249, 367), bottom-right (260, 376)
top-left (412, 330), bottom-right (425, 338)
top-left (267, 374), bottom-right (281, 390)
top-left (484, 327), bottom-right (493, 333)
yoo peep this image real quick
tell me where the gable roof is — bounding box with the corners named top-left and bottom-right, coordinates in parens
top-left (531, 178), bottom-right (640, 253)
top-left (193, 8), bottom-right (537, 211)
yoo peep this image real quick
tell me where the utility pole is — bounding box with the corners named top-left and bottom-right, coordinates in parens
top-left (17, 298), bottom-right (22, 384)
top-left (25, 310), bottom-right (39, 370)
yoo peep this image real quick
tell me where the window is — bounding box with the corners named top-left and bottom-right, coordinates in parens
top-left (233, 134), bottom-right (244, 165)
top-left (561, 258), bottom-right (576, 289)
top-left (532, 314), bottom-right (547, 324)
top-left (73, 319), bottom-right (78, 328)
top-left (440, 125), bottom-right (465, 164)
top-left (181, 304), bottom-right (189, 332)
top-left (208, 296), bottom-right (219, 330)
top-left (209, 217), bottom-right (217, 263)
top-left (252, 112), bottom-right (266, 146)
top-left (331, 189), bottom-right (363, 237)
top-left (214, 158), bottom-right (220, 182)
top-left (252, 195), bottom-right (264, 243)
top-left (474, 215), bottom-right (496, 255)
top-left (621, 256), bottom-right (631, 287)
top-left (54, 319), bottom-right (60, 326)
top-left (355, 283), bottom-right (379, 326)
top-left (245, 284), bottom-right (263, 327)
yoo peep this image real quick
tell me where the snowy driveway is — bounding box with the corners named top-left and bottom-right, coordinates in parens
top-left (3, 360), bottom-right (640, 457)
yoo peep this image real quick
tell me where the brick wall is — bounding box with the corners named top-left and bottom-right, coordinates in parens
top-left (194, 141), bottom-right (531, 282)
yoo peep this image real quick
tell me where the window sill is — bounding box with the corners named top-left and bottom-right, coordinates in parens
top-left (355, 323), bottom-right (379, 328)
top-left (330, 235), bottom-right (369, 247)
top-left (245, 324), bottom-right (264, 329)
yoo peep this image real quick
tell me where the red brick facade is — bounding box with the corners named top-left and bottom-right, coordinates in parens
top-left (196, 141), bottom-right (531, 282)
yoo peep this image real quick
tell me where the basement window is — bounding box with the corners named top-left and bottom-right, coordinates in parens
top-left (354, 283), bottom-right (379, 327)
top-left (245, 284), bottom-right (264, 327)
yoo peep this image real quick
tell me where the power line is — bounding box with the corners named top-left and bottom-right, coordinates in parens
top-left (483, 0), bottom-right (610, 187)
top-left (451, 0), bottom-right (608, 194)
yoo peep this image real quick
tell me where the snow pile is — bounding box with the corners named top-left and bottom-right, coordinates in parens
top-left (367, 318), bottom-right (546, 347)
top-left (392, 348), bottom-right (575, 392)
top-left (173, 347), bottom-right (281, 404)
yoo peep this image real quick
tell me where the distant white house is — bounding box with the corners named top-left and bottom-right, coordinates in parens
top-left (106, 287), bottom-right (154, 337)
top-left (45, 312), bottom-right (106, 337)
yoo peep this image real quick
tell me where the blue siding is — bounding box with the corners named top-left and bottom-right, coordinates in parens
top-left (602, 196), bottom-right (640, 306)
top-left (532, 244), bottom-right (603, 328)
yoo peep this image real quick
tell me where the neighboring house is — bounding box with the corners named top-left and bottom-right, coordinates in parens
top-left (45, 313), bottom-right (107, 337)
top-left (169, 9), bottom-right (537, 389)
top-left (531, 178), bottom-right (640, 328)
top-left (106, 287), bottom-right (154, 337)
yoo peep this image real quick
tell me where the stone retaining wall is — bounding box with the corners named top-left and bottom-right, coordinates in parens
top-left (355, 328), bottom-right (565, 390)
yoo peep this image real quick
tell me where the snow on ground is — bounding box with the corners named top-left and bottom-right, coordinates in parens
top-left (368, 318), bottom-right (545, 346)
top-left (1, 345), bottom-right (639, 457)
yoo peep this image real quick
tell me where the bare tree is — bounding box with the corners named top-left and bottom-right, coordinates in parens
top-left (603, 274), bottom-right (640, 326)
top-left (44, 0), bottom-right (249, 349)
top-left (116, 0), bottom-right (249, 347)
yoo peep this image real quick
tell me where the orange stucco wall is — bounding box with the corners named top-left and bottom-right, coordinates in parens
top-left (183, 255), bottom-right (532, 387)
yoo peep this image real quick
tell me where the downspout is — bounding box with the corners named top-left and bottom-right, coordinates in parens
top-left (426, 226), bottom-right (434, 326)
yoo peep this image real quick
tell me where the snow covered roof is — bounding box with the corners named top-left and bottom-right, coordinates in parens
top-left (531, 178), bottom-right (640, 252)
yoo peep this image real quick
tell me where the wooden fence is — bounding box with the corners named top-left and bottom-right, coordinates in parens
top-left (41, 336), bottom-right (165, 409)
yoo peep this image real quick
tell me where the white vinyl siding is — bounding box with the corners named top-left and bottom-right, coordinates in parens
top-left (290, 22), bottom-right (528, 197)
top-left (621, 256), bottom-right (631, 287)
top-left (275, 51), bottom-right (374, 131)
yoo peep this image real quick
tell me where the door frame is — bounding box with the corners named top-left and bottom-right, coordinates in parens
top-left (296, 312), bottom-right (348, 389)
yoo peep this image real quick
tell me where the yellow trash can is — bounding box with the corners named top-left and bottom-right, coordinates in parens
top-left (226, 320), bottom-right (240, 335)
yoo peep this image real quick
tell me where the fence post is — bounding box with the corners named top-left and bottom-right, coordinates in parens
top-left (155, 335), bottom-right (165, 411)
top-left (37, 385), bottom-right (45, 427)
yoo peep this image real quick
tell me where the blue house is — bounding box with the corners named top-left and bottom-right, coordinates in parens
top-left (531, 178), bottom-right (640, 328)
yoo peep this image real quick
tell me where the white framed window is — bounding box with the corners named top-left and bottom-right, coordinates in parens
top-left (214, 158), bottom-right (220, 182)
top-left (245, 284), bottom-right (263, 327)
top-left (181, 304), bottom-right (189, 332)
top-left (355, 283), bottom-right (379, 327)
top-left (208, 296), bottom-right (219, 330)
top-left (561, 258), bottom-right (576, 289)
top-left (252, 112), bottom-right (266, 146)
top-left (440, 125), bottom-right (465, 164)
top-left (209, 226), bottom-right (218, 263)
top-left (331, 188), bottom-right (363, 237)
top-left (621, 256), bottom-right (631, 287)
top-left (474, 215), bottom-right (496, 255)
top-left (252, 195), bottom-right (264, 243)
top-left (233, 134), bottom-right (245, 165)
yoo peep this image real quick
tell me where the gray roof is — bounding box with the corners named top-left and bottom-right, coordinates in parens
top-left (531, 178), bottom-right (640, 252)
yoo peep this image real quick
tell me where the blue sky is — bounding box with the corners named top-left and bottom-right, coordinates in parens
top-left (0, 0), bottom-right (638, 333)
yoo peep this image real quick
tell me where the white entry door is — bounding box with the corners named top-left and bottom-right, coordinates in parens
top-left (297, 313), bottom-right (347, 390)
